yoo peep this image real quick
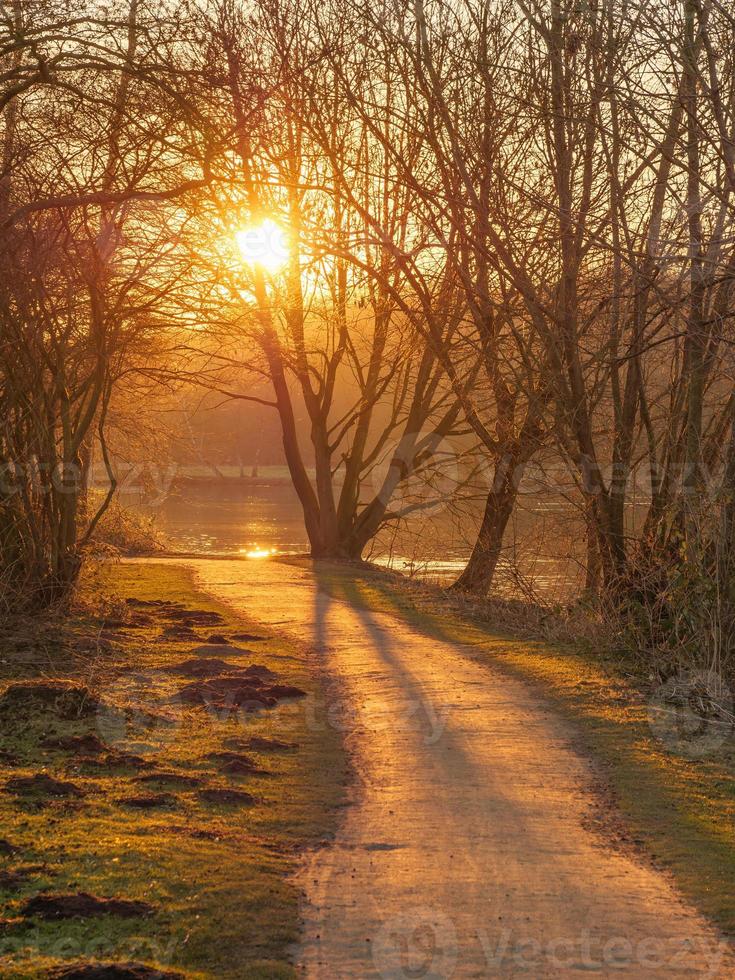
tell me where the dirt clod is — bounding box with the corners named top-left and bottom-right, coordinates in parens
top-left (206, 752), bottom-right (263, 775)
top-left (263, 683), bottom-right (307, 700)
top-left (223, 759), bottom-right (264, 776)
top-left (191, 643), bottom-right (252, 658)
top-left (242, 664), bottom-right (276, 681)
top-left (48, 962), bottom-right (184, 980)
top-left (175, 676), bottom-right (275, 710)
top-left (197, 788), bottom-right (256, 807)
top-left (5, 773), bottom-right (84, 798)
top-left (175, 672), bottom-right (306, 709)
top-left (166, 609), bottom-right (223, 626)
top-left (41, 734), bottom-right (108, 754)
top-left (23, 892), bottom-right (154, 920)
top-left (0, 682), bottom-right (99, 719)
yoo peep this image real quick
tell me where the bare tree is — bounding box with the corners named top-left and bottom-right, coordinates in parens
top-left (0, 0), bottom-right (200, 605)
top-left (184, 0), bottom-right (467, 559)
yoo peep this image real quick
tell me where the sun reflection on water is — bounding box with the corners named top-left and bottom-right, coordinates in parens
top-left (240, 546), bottom-right (277, 559)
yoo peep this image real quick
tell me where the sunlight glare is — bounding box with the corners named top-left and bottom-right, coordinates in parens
top-left (236, 219), bottom-right (288, 273)
top-left (240, 546), bottom-right (277, 559)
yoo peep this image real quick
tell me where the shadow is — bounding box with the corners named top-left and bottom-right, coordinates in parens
top-left (310, 561), bottom-right (450, 748)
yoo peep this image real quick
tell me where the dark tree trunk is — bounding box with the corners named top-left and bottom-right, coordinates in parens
top-left (452, 456), bottom-right (519, 596)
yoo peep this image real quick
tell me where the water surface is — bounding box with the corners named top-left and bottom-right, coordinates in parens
top-left (123, 478), bottom-right (583, 600)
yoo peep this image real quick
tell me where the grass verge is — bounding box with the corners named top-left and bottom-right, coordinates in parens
top-left (0, 560), bottom-right (346, 979)
top-left (300, 558), bottom-right (735, 938)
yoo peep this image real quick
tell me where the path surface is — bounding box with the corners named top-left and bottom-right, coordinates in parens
top-left (186, 558), bottom-right (732, 979)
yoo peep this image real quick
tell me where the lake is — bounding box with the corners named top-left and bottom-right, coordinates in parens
top-left (121, 473), bottom-right (586, 602)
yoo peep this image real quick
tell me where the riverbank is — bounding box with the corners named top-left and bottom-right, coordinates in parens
top-left (302, 558), bottom-right (735, 940)
top-left (0, 561), bottom-right (346, 978)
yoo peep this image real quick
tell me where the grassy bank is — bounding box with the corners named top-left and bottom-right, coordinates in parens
top-left (0, 561), bottom-right (346, 979)
top-left (303, 559), bottom-right (735, 938)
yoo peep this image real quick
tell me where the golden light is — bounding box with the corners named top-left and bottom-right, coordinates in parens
top-left (239, 546), bottom-right (277, 559)
top-left (235, 219), bottom-right (288, 273)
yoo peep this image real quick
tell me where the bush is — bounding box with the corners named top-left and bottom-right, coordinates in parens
top-left (610, 511), bottom-right (735, 684)
top-left (86, 498), bottom-right (167, 556)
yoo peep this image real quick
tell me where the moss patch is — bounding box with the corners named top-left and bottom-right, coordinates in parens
top-left (0, 561), bottom-right (346, 979)
top-left (301, 558), bottom-right (735, 937)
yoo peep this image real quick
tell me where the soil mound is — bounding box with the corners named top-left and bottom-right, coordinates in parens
top-left (0, 682), bottom-right (99, 719)
top-left (166, 609), bottom-right (223, 626)
top-left (263, 683), bottom-right (307, 700)
top-left (23, 893), bottom-right (154, 920)
top-left (196, 788), bottom-right (256, 807)
top-left (176, 674), bottom-right (306, 710)
top-left (190, 644), bottom-right (253, 658)
top-left (49, 963), bottom-right (184, 980)
top-left (41, 734), bottom-right (107, 754)
top-left (175, 676), bottom-right (274, 709)
top-left (5, 774), bottom-right (84, 798)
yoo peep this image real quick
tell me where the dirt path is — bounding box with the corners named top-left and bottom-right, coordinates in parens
top-left (186, 558), bottom-right (732, 979)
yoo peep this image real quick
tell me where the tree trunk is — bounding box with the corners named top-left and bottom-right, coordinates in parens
top-left (452, 455), bottom-right (519, 596)
top-left (682, 0), bottom-right (706, 520)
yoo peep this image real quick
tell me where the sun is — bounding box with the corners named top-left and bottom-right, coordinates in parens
top-left (235, 219), bottom-right (288, 273)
